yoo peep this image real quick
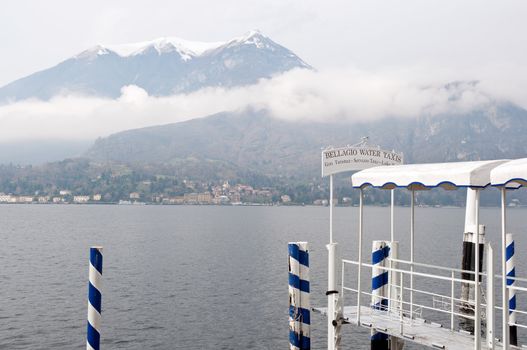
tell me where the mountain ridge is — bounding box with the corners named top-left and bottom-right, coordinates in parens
top-left (86, 102), bottom-right (527, 180)
top-left (0, 31), bottom-right (311, 102)
top-left (79, 30), bottom-right (267, 59)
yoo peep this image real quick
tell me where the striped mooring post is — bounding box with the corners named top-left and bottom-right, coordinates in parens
top-left (371, 241), bottom-right (390, 350)
top-left (288, 242), bottom-right (310, 350)
top-left (87, 247), bottom-right (103, 350)
top-left (506, 233), bottom-right (518, 346)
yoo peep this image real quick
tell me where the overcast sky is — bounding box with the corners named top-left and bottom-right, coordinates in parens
top-left (2, 0), bottom-right (527, 86)
top-left (1, 1), bottom-right (527, 142)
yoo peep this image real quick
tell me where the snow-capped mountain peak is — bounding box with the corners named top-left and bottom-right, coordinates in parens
top-left (222, 30), bottom-right (270, 49)
top-left (0, 31), bottom-right (311, 101)
top-left (236, 29), bottom-right (264, 42)
top-left (75, 45), bottom-right (113, 60)
top-left (106, 37), bottom-right (226, 59)
top-left (130, 39), bottom-right (194, 60)
top-left (75, 31), bottom-right (275, 61)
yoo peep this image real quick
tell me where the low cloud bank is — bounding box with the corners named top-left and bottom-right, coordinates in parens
top-left (0, 66), bottom-right (525, 141)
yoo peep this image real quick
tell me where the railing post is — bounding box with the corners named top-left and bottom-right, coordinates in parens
top-left (341, 261), bottom-right (345, 312)
top-left (399, 271), bottom-right (404, 335)
top-left (388, 242), bottom-right (399, 315)
top-left (87, 246), bottom-right (103, 350)
top-left (451, 270), bottom-right (455, 331)
top-left (486, 243), bottom-right (495, 350)
top-left (388, 242), bottom-right (403, 350)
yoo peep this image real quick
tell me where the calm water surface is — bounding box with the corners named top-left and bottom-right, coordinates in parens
top-left (1, 205), bottom-right (527, 349)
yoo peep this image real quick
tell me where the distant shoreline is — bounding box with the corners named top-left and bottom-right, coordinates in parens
top-left (0, 203), bottom-right (523, 209)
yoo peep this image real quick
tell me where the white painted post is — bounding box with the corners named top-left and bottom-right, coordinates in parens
top-left (501, 188), bottom-right (510, 350)
top-left (330, 175), bottom-right (334, 244)
top-left (486, 243), bottom-right (495, 350)
top-left (357, 189), bottom-right (364, 326)
top-left (388, 190), bottom-right (395, 314)
top-left (410, 189), bottom-right (415, 319)
top-left (474, 189), bottom-right (481, 350)
top-left (327, 243), bottom-right (340, 350)
top-left (390, 189), bottom-right (395, 242)
top-left (327, 174), bottom-right (339, 350)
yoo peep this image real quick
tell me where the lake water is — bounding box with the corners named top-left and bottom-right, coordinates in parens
top-left (1, 205), bottom-right (527, 349)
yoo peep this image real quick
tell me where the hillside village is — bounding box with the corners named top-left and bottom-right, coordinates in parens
top-left (0, 181), bottom-right (307, 205)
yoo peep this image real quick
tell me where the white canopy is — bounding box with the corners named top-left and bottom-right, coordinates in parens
top-left (490, 158), bottom-right (527, 188)
top-left (351, 159), bottom-right (508, 190)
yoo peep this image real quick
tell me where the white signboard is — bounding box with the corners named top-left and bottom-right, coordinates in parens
top-left (322, 146), bottom-right (404, 177)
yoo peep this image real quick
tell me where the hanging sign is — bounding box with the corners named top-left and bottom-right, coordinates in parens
top-left (322, 145), bottom-right (404, 177)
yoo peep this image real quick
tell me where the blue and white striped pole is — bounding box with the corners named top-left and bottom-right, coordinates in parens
top-left (87, 247), bottom-right (103, 350)
top-left (289, 242), bottom-right (310, 350)
top-left (371, 241), bottom-right (389, 350)
top-left (506, 234), bottom-right (518, 346)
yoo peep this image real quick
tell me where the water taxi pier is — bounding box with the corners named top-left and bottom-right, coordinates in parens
top-left (290, 142), bottom-right (527, 350)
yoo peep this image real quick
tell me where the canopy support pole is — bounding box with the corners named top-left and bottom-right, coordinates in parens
top-left (388, 189), bottom-right (395, 314)
top-left (474, 189), bottom-right (481, 350)
top-left (357, 188), bottom-right (364, 325)
top-left (390, 189), bottom-right (395, 242)
top-left (501, 188), bottom-right (510, 350)
top-left (410, 189), bottom-right (415, 318)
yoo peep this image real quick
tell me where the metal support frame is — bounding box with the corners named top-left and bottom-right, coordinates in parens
top-left (336, 170), bottom-right (523, 350)
top-left (342, 256), bottom-right (479, 336)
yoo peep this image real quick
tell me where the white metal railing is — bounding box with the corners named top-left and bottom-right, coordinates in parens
top-left (342, 257), bottom-right (478, 333)
top-left (342, 254), bottom-right (527, 349)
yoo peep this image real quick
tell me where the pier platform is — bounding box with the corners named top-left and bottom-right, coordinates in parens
top-left (315, 306), bottom-right (516, 350)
